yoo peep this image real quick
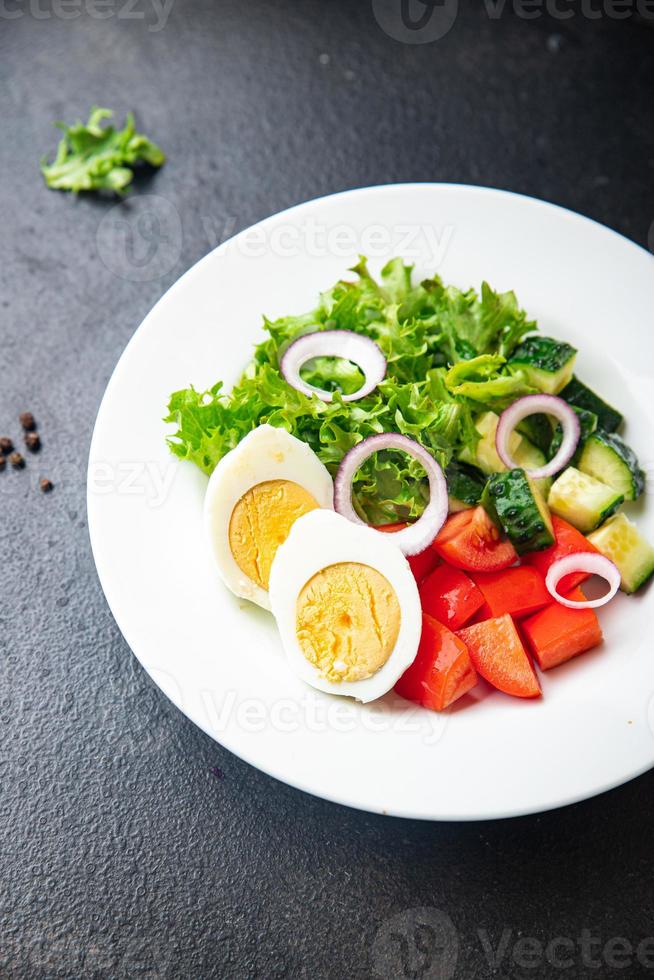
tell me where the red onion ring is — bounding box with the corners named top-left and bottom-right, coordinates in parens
top-left (279, 329), bottom-right (386, 403)
top-left (334, 433), bottom-right (448, 556)
top-left (496, 394), bottom-right (581, 480)
top-left (546, 552), bottom-right (620, 608)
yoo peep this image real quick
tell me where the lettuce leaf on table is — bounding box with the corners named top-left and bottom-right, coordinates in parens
top-left (165, 259), bottom-right (536, 523)
top-left (41, 107), bottom-right (165, 194)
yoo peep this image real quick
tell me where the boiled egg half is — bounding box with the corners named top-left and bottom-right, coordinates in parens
top-left (204, 425), bottom-right (334, 609)
top-left (269, 510), bottom-right (421, 701)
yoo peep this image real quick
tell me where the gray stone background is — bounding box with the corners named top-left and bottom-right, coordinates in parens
top-left (1, 1), bottom-right (654, 977)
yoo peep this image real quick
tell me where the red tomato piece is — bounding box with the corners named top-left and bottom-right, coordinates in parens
top-left (395, 613), bottom-right (478, 711)
top-left (433, 507), bottom-right (517, 573)
top-left (470, 566), bottom-right (550, 620)
top-left (456, 614), bottom-right (541, 698)
top-left (374, 522), bottom-right (440, 584)
top-left (522, 515), bottom-right (600, 592)
top-left (419, 564), bottom-right (485, 630)
top-left (520, 587), bottom-right (603, 670)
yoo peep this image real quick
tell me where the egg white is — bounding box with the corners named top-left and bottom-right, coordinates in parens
top-left (269, 510), bottom-right (422, 702)
top-left (204, 425), bottom-right (334, 610)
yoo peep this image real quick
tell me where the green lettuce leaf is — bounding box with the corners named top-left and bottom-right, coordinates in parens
top-left (41, 107), bottom-right (165, 194)
top-left (165, 260), bottom-right (537, 521)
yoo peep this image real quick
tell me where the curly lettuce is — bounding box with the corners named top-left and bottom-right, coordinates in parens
top-left (41, 107), bottom-right (165, 194)
top-left (165, 258), bottom-right (536, 522)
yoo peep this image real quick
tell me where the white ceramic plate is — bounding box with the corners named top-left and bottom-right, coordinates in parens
top-left (88, 184), bottom-right (654, 821)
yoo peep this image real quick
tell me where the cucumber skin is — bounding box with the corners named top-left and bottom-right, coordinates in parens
top-left (578, 430), bottom-right (645, 501)
top-left (550, 407), bottom-right (598, 465)
top-left (517, 413), bottom-right (554, 453)
top-left (446, 462), bottom-right (485, 506)
top-left (482, 469), bottom-right (555, 554)
top-left (510, 336), bottom-right (577, 374)
top-left (560, 376), bottom-right (623, 433)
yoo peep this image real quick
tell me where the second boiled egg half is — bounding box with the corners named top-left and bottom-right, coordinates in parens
top-left (270, 510), bottom-right (421, 702)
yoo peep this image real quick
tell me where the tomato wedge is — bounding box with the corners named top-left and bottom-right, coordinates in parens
top-left (395, 613), bottom-right (478, 711)
top-left (433, 507), bottom-right (517, 573)
top-left (457, 614), bottom-right (541, 699)
top-left (374, 522), bottom-right (440, 583)
top-left (419, 564), bottom-right (485, 630)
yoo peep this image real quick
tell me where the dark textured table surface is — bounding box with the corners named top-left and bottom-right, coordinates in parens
top-left (2, 3), bottom-right (654, 978)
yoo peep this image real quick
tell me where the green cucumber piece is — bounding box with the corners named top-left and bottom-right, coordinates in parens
top-left (482, 469), bottom-right (554, 554)
top-left (548, 466), bottom-right (623, 534)
top-left (446, 461), bottom-right (485, 511)
top-left (559, 376), bottom-right (623, 433)
top-left (458, 411), bottom-right (551, 496)
top-left (509, 336), bottom-right (577, 394)
top-left (549, 407), bottom-right (598, 466)
top-left (516, 413), bottom-right (554, 454)
top-left (458, 411), bottom-right (519, 476)
top-left (578, 430), bottom-right (645, 502)
top-left (587, 513), bottom-right (654, 593)
top-left (513, 438), bottom-right (552, 499)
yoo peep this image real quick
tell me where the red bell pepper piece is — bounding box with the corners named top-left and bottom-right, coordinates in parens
top-left (520, 587), bottom-right (603, 670)
top-left (470, 566), bottom-right (550, 620)
top-left (457, 614), bottom-right (541, 699)
top-left (419, 564), bottom-right (485, 630)
top-left (375, 522), bottom-right (440, 584)
top-left (395, 613), bottom-right (478, 711)
top-left (522, 515), bottom-right (600, 592)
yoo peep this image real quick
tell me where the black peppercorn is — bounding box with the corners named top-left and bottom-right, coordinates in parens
top-left (24, 432), bottom-right (41, 452)
top-left (40, 478), bottom-right (54, 493)
top-left (19, 412), bottom-right (36, 431)
top-left (0, 454), bottom-right (6, 471)
top-left (9, 452), bottom-right (25, 469)
top-left (0, 437), bottom-right (13, 454)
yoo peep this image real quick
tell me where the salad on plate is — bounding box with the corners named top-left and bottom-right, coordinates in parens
top-left (165, 258), bottom-right (654, 712)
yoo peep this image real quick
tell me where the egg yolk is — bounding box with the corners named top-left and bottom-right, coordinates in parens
top-left (296, 562), bottom-right (401, 683)
top-left (229, 479), bottom-right (319, 590)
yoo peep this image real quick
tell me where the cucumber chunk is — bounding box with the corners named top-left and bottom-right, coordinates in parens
top-left (513, 438), bottom-right (552, 499)
top-left (482, 469), bottom-right (555, 554)
top-left (516, 413), bottom-right (554, 454)
top-left (458, 411), bottom-right (519, 475)
top-left (559, 376), bottom-right (623, 433)
top-left (578, 430), bottom-right (645, 502)
top-left (588, 513), bottom-right (654, 593)
top-left (446, 461), bottom-right (485, 512)
top-left (548, 466), bottom-right (623, 534)
top-left (509, 336), bottom-right (577, 395)
top-left (458, 411), bottom-right (551, 495)
top-left (550, 407), bottom-right (598, 468)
